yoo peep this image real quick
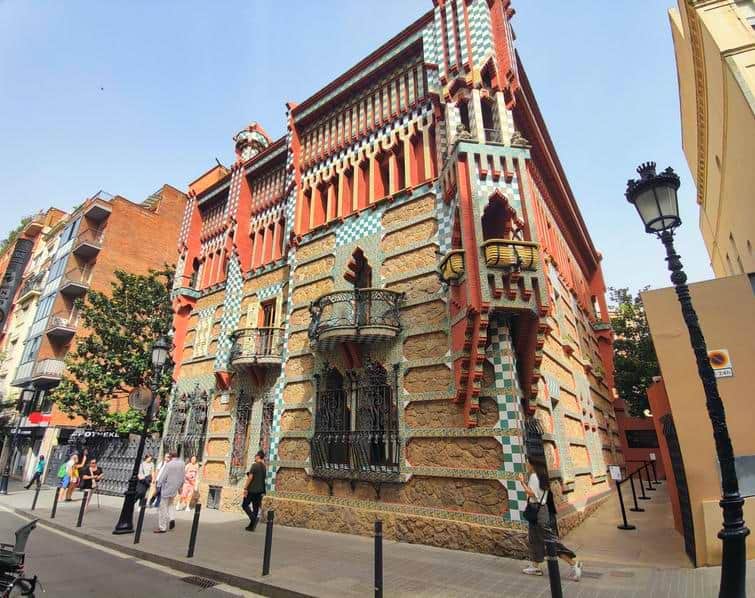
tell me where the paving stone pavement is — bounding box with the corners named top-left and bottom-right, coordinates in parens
top-left (0, 482), bottom-right (752, 597)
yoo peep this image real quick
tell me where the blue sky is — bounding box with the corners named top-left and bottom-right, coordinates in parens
top-left (0, 0), bottom-right (712, 293)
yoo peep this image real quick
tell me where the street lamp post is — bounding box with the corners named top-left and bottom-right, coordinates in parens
top-left (626, 162), bottom-right (750, 598)
top-left (113, 336), bottom-right (171, 535)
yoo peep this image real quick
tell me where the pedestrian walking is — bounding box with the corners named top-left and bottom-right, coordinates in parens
top-left (58, 452), bottom-right (78, 503)
top-left (518, 457), bottom-right (582, 581)
top-left (24, 455), bottom-right (45, 490)
top-left (176, 455), bottom-right (199, 511)
top-left (148, 454), bottom-right (170, 509)
top-left (241, 450), bottom-right (266, 531)
top-left (65, 450), bottom-right (87, 501)
top-left (154, 452), bottom-right (184, 533)
top-left (79, 459), bottom-right (103, 508)
top-left (136, 454), bottom-right (154, 502)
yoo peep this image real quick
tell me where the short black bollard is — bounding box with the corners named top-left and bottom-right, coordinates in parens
top-left (262, 510), bottom-right (274, 576)
top-left (544, 539), bottom-right (564, 598)
top-left (134, 498), bottom-right (147, 545)
top-left (76, 491), bottom-right (89, 527)
top-left (374, 520), bottom-right (383, 598)
top-left (643, 464), bottom-right (656, 491)
top-left (50, 487), bottom-right (60, 519)
top-left (628, 473), bottom-right (644, 513)
top-left (616, 481), bottom-right (636, 530)
top-left (650, 460), bottom-right (659, 484)
top-left (187, 503), bottom-right (202, 558)
top-left (637, 468), bottom-right (650, 500)
top-left (31, 486), bottom-right (41, 511)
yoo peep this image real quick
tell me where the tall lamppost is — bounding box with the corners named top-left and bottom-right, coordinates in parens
top-left (113, 335), bottom-right (171, 534)
top-left (625, 162), bottom-right (749, 598)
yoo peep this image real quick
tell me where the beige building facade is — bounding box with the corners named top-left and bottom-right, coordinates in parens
top-left (643, 274), bottom-right (755, 566)
top-left (670, 0), bottom-right (755, 276)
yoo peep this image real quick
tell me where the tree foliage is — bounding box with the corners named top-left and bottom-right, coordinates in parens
top-left (52, 268), bottom-right (175, 434)
top-left (0, 216), bottom-right (32, 255)
top-left (609, 287), bottom-right (660, 417)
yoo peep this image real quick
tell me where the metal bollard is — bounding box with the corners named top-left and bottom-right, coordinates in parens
top-left (628, 473), bottom-right (644, 513)
top-left (643, 465), bottom-right (656, 491)
top-left (76, 491), bottom-right (89, 527)
top-left (638, 469), bottom-right (650, 500)
top-left (187, 503), bottom-right (202, 558)
top-left (374, 520), bottom-right (383, 598)
top-left (650, 460), bottom-right (659, 484)
top-left (134, 498), bottom-right (147, 545)
top-left (50, 487), bottom-right (60, 519)
top-left (262, 510), bottom-right (274, 576)
top-left (544, 539), bottom-right (564, 598)
top-left (31, 487), bottom-right (41, 511)
top-left (616, 481), bottom-right (636, 530)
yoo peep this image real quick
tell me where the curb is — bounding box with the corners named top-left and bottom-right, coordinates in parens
top-left (11, 507), bottom-right (312, 598)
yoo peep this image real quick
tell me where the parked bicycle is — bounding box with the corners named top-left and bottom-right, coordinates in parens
top-left (0, 520), bottom-right (39, 597)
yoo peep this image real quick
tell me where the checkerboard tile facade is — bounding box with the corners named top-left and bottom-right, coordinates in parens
top-left (469, 0), bottom-right (494, 65)
top-left (545, 373), bottom-right (575, 484)
top-left (487, 316), bottom-right (528, 521)
top-left (436, 186), bottom-right (456, 255)
top-left (335, 208), bottom-right (384, 248)
top-left (214, 252), bottom-right (244, 372)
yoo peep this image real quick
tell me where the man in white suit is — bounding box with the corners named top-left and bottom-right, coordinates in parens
top-left (153, 453), bottom-right (185, 533)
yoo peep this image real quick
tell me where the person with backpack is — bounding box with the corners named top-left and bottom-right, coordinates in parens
top-left (57, 452), bottom-right (77, 502)
top-left (517, 457), bottom-right (582, 581)
top-left (24, 455), bottom-right (45, 490)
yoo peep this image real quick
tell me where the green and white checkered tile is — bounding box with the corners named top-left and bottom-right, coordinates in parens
top-left (214, 252), bottom-right (244, 372)
top-left (474, 165), bottom-right (522, 216)
top-left (335, 207), bottom-right (384, 247)
top-left (178, 197), bottom-right (196, 247)
top-left (545, 373), bottom-right (575, 483)
top-left (469, 0), bottom-right (494, 66)
top-left (227, 168), bottom-right (243, 219)
top-left (437, 186), bottom-right (456, 255)
top-left (487, 316), bottom-right (527, 521)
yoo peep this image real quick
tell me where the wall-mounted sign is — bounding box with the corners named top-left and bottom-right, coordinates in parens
top-left (708, 349), bottom-right (733, 378)
top-left (609, 465), bottom-right (622, 481)
top-left (649, 452), bottom-right (657, 461)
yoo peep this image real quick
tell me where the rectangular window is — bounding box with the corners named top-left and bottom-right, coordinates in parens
top-left (625, 430), bottom-right (659, 449)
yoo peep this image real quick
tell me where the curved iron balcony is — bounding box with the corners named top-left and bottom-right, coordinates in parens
top-left (230, 327), bottom-right (283, 368)
top-left (310, 429), bottom-right (400, 482)
top-left (308, 288), bottom-right (404, 348)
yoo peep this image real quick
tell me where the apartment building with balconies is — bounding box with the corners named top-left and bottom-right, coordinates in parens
top-left (7, 187), bottom-right (186, 479)
top-left (167, 0), bottom-right (621, 556)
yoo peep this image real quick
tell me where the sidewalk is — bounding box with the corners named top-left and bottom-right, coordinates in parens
top-left (0, 482), bottom-right (752, 597)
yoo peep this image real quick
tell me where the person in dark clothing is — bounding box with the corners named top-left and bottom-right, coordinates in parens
top-left (24, 455), bottom-right (45, 490)
top-left (79, 459), bottom-right (103, 508)
top-left (241, 450), bottom-right (266, 531)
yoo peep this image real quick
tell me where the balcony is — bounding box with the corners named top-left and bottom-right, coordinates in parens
top-left (31, 358), bottom-right (65, 384)
top-left (483, 128), bottom-right (503, 144)
top-left (72, 227), bottom-right (105, 259)
top-left (46, 311), bottom-right (78, 341)
top-left (60, 266), bottom-right (92, 297)
top-left (83, 197), bottom-right (112, 222)
top-left (308, 289), bottom-right (403, 348)
top-left (481, 239), bottom-right (539, 271)
top-left (310, 429), bottom-right (400, 482)
top-left (17, 273), bottom-right (44, 304)
top-left (230, 327), bottom-right (283, 368)
top-left (438, 249), bottom-right (465, 283)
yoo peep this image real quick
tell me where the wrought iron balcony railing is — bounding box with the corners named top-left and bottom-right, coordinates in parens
top-left (310, 429), bottom-right (400, 482)
top-left (31, 358), bottom-right (65, 381)
top-left (73, 226), bottom-right (105, 259)
top-left (481, 239), bottom-right (539, 271)
top-left (483, 128), bottom-right (503, 144)
top-left (17, 273), bottom-right (45, 303)
top-left (230, 327), bottom-right (283, 367)
top-left (308, 288), bottom-right (403, 347)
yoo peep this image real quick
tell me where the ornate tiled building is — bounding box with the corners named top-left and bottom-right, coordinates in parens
top-left (169, 0), bottom-right (621, 556)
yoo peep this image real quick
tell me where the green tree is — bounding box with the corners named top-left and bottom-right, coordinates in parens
top-left (0, 216), bottom-right (32, 255)
top-left (609, 287), bottom-right (660, 417)
top-left (52, 268), bottom-right (174, 434)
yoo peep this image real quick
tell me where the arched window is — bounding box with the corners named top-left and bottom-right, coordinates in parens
top-left (481, 192), bottom-right (521, 241)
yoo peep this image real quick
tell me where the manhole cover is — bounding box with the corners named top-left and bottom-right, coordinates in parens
top-left (182, 576), bottom-right (219, 589)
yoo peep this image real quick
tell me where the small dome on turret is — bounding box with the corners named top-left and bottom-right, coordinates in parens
top-left (233, 123), bottom-right (272, 162)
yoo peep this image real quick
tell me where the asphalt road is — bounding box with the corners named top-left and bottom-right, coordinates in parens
top-left (0, 509), bottom-right (255, 597)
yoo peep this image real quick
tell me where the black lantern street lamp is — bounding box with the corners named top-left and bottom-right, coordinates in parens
top-left (626, 162), bottom-right (749, 598)
top-left (113, 335), bottom-right (171, 534)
